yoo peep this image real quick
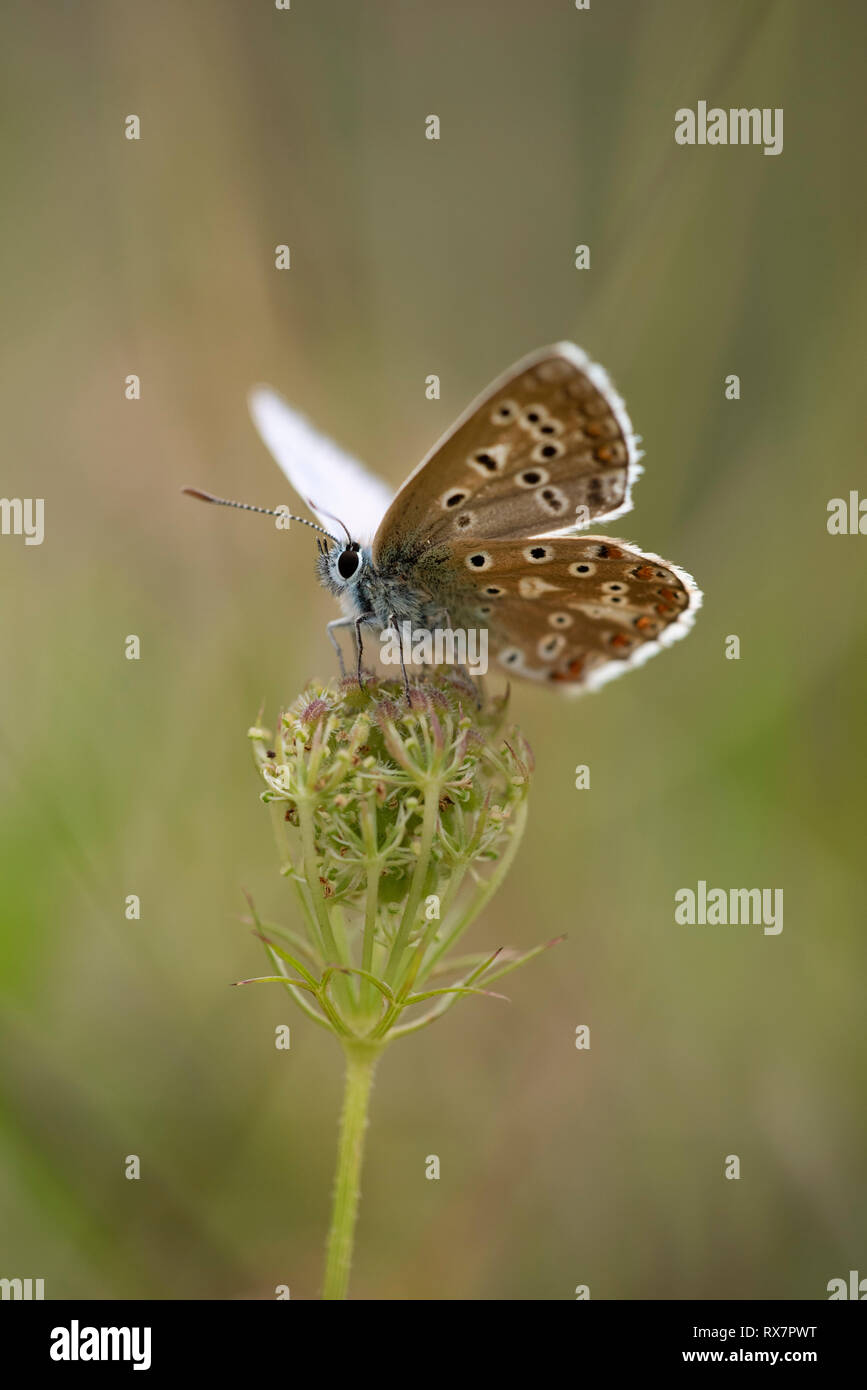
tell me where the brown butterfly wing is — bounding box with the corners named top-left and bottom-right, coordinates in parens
top-left (372, 343), bottom-right (640, 565)
top-left (442, 535), bottom-right (701, 691)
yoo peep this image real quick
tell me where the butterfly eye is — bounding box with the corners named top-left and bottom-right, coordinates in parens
top-left (524, 545), bottom-right (553, 563)
top-left (569, 561), bottom-right (596, 577)
top-left (491, 400), bottom-right (518, 424)
top-left (441, 489), bottom-right (469, 509)
top-left (337, 548), bottom-right (361, 579)
top-left (548, 612), bottom-right (573, 628)
top-left (483, 585), bottom-right (505, 596)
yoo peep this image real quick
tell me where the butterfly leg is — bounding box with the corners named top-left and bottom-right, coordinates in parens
top-left (326, 618), bottom-right (353, 677)
top-left (388, 611), bottom-right (411, 700)
top-left (354, 615), bottom-right (373, 687)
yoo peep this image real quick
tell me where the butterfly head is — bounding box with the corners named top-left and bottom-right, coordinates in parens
top-left (317, 536), bottom-right (370, 599)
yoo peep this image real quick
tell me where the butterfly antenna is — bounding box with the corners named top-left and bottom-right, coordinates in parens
top-left (183, 488), bottom-right (338, 544)
top-left (305, 497), bottom-right (352, 545)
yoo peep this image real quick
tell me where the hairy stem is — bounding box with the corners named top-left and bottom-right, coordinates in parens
top-left (322, 1044), bottom-right (381, 1300)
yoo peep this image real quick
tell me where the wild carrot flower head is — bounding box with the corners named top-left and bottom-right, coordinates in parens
top-left (243, 673), bottom-right (556, 1045)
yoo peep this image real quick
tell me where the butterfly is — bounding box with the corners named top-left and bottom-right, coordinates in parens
top-left (185, 343), bottom-right (701, 695)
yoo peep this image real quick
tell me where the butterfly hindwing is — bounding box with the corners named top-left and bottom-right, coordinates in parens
top-left (372, 343), bottom-right (640, 564)
top-left (443, 535), bottom-right (700, 690)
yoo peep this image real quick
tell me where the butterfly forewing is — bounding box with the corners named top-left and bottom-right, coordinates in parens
top-left (249, 386), bottom-right (394, 543)
top-left (372, 343), bottom-right (640, 564)
top-left (443, 535), bottom-right (699, 690)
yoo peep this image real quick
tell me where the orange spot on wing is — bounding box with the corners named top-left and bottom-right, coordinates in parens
top-left (550, 656), bottom-right (586, 682)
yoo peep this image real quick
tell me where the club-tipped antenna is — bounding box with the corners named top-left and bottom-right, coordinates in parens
top-left (182, 488), bottom-right (338, 544)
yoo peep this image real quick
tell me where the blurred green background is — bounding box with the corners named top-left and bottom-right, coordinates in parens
top-left (1, 0), bottom-right (865, 1300)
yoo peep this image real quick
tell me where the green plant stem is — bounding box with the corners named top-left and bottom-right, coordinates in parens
top-left (322, 1044), bottom-right (381, 1300)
